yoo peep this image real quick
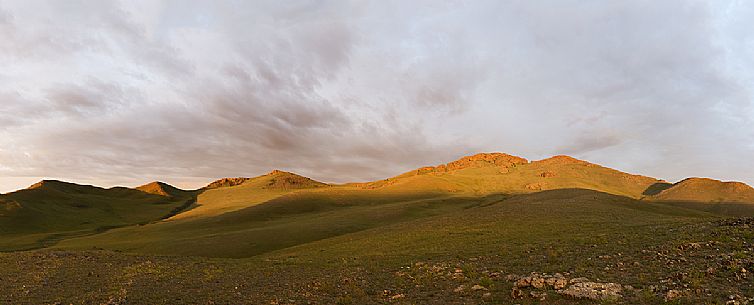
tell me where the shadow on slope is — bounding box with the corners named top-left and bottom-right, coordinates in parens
top-left (54, 188), bottom-right (728, 259)
top-left (55, 189), bottom-right (500, 258)
top-left (266, 189), bottom-right (719, 262)
top-left (0, 180), bottom-right (194, 252)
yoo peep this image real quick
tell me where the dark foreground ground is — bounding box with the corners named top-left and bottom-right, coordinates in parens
top-left (1, 217), bottom-right (752, 305)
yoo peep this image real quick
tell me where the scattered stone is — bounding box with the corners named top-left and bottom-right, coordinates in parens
top-left (530, 291), bottom-right (547, 300)
top-left (453, 285), bottom-right (466, 293)
top-left (569, 277), bottom-right (590, 284)
top-left (511, 287), bottom-right (524, 299)
top-left (515, 277), bottom-right (531, 288)
top-left (471, 284), bottom-right (488, 291)
top-left (482, 292), bottom-right (492, 300)
top-left (531, 277), bottom-right (545, 288)
top-left (558, 281), bottom-right (623, 301)
top-left (665, 289), bottom-right (682, 301)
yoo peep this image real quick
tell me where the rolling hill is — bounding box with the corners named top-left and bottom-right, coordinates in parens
top-left (0, 180), bottom-right (193, 251)
top-left (50, 153), bottom-right (754, 258)
top-left (2, 152), bottom-right (754, 304)
top-left (136, 181), bottom-right (192, 198)
top-left (358, 153), bottom-right (665, 198)
top-left (649, 177), bottom-right (754, 202)
top-left (168, 170), bottom-right (330, 220)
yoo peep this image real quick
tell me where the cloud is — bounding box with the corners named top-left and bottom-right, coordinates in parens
top-left (0, 0), bottom-right (753, 192)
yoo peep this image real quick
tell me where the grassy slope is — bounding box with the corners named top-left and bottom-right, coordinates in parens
top-left (54, 186), bottom-right (463, 257)
top-left (0, 180), bottom-right (193, 251)
top-left (265, 189), bottom-right (713, 261)
top-left (51, 154), bottom-right (731, 259)
top-left (4, 190), bottom-right (753, 304)
top-left (169, 170), bottom-right (326, 220)
top-left (366, 155), bottom-right (663, 199)
top-left (650, 177), bottom-right (754, 203)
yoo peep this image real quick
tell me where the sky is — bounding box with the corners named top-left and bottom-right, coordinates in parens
top-left (1, 0), bottom-right (753, 193)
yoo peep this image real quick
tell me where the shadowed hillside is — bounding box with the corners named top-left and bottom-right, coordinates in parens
top-left (0, 180), bottom-right (193, 251)
top-left (167, 170), bottom-right (330, 220)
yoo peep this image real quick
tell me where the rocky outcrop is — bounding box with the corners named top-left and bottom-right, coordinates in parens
top-left (205, 177), bottom-right (250, 189)
top-left (510, 272), bottom-right (623, 301)
top-left (417, 153), bottom-right (529, 174)
top-left (263, 170), bottom-right (328, 190)
top-left (436, 153), bottom-right (528, 171)
top-left (412, 153), bottom-right (528, 176)
top-left (558, 279), bottom-right (623, 301)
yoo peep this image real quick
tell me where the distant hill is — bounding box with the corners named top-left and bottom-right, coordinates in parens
top-left (7, 152), bottom-right (754, 257)
top-left (136, 181), bottom-right (190, 197)
top-left (167, 170), bottom-right (329, 220)
top-left (358, 153), bottom-right (664, 199)
top-left (204, 170), bottom-right (327, 190)
top-left (0, 180), bottom-right (191, 251)
top-left (205, 177), bottom-right (251, 189)
top-left (649, 177), bottom-right (754, 203)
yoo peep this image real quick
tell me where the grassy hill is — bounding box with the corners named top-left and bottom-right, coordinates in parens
top-left (53, 185), bottom-right (461, 257)
top-left (357, 153), bottom-right (665, 199)
top-left (649, 177), bottom-right (754, 203)
top-left (135, 181), bottom-right (192, 198)
top-left (169, 170), bottom-right (329, 220)
top-left (51, 153), bottom-right (754, 258)
top-left (4, 189), bottom-right (753, 304)
top-left (0, 180), bottom-right (193, 251)
top-left (3, 152), bottom-right (754, 303)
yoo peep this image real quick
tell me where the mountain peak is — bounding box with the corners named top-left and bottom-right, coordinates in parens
top-left (205, 177), bottom-right (251, 189)
top-left (135, 181), bottom-right (183, 197)
top-left (262, 170), bottom-right (327, 189)
top-left (205, 171), bottom-right (328, 190)
top-left (267, 169), bottom-right (295, 176)
top-left (27, 180), bottom-right (78, 190)
top-left (417, 152), bottom-right (529, 174)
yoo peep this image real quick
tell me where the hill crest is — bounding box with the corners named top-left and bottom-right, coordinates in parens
top-left (205, 170), bottom-right (328, 190)
top-left (135, 181), bottom-right (184, 197)
top-left (262, 170), bottom-right (328, 190)
top-left (27, 180), bottom-right (85, 191)
top-left (651, 177), bottom-right (754, 203)
top-left (408, 153), bottom-right (529, 176)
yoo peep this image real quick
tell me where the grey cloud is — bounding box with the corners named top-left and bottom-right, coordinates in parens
top-left (45, 80), bottom-right (133, 116)
top-left (559, 134), bottom-right (624, 156)
top-left (1, 0), bottom-right (753, 192)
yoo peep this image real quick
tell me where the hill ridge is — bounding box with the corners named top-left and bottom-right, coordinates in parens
top-left (136, 181), bottom-right (185, 197)
top-left (650, 176), bottom-right (754, 203)
top-left (27, 179), bottom-right (95, 191)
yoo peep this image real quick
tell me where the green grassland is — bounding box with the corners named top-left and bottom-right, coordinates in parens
top-left (0, 180), bottom-right (194, 251)
top-left (1, 189), bottom-right (752, 304)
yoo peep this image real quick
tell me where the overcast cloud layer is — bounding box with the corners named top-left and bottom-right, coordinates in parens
top-left (1, 0), bottom-right (753, 192)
